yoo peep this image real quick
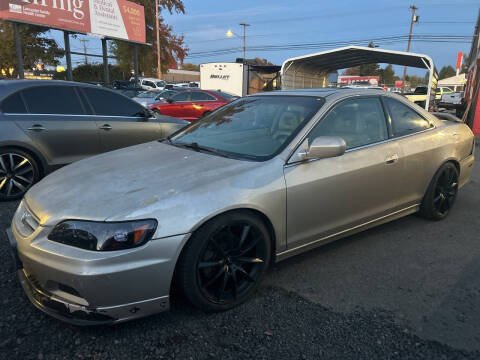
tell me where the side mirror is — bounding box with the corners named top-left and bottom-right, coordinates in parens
top-left (298, 136), bottom-right (346, 161)
top-left (143, 109), bottom-right (154, 120)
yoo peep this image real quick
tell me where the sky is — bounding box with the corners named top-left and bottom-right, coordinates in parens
top-left (51, 0), bottom-right (479, 77)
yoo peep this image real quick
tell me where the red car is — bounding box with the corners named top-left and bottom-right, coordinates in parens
top-left (149, 90), bottom-right (237, 122)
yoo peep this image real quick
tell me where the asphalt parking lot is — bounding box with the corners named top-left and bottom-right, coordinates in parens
top-left (0, 147), bottom-right (479, 360)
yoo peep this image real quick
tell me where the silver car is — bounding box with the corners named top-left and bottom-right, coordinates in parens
top-left (132, 90), bottom-right (180, 108)
top-left (7, 89), bottom-right (475, 324)
top-left (0, 80), bottom-right (188, 201)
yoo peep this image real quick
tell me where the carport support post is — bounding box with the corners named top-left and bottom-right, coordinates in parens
top-left (102, 38), bottom-right (109, 85)
top-left (63, 31), bottom-right (73, 81)
top-left (133, 44), bottom-right (139, 85)
top-left (13, 22), bottom-right (24, 79)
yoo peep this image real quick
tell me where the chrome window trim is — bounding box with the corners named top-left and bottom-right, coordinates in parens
top-left (3, 113), bottom-right (142, 119)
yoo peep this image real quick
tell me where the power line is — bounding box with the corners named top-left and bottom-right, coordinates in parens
top-left (184, 34), bottom-right (473, 59)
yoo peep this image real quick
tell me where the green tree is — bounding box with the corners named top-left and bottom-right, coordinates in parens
top-left (343, 63), bottom-right (380, 76)
top-left (342, 66), bottom-right (360, 75)
top-left (111, 0), bottom-right (187, 78)
top-left (359, 63), bottom-right (379, 76)
top-left (438, 65), bottom-right (456, 79)
top-left (0, 20), bottom-right (63, 78)
top-left (53, 63), bottom-right (127, 83)
top-left (405, 74), bottom-right (424, 88)
top-left (378, 64), bottom-right (396, 85)
top-left (181, 63), bottom-right (199, 71)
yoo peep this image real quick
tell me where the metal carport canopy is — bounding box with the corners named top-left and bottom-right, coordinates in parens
top-left (281, 46), bottom-right (436, 109)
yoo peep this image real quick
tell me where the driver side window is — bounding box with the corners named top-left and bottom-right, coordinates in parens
top-left (172, 92), bottom-right (190, 102)
top-left (308, 97), bottom-right (388, 150)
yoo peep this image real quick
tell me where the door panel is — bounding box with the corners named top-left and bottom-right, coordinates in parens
top-left (12, 114), bottom-right (101, 165)
top-left (95, 117), bottom-right (162, 152)
top-left (383, 97), bottom-right (439, 205)
top-left (284, 96), bottom-right (408, 249)
top-left (80, 86), bottom-right (162, 151)
top-left (284, 141), bottom-right (405, 249)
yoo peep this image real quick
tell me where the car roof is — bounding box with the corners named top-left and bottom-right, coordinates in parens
top-left (0, 80), bottom-right (106, 100)
top-left (251, 87), bottom-right (385, 99)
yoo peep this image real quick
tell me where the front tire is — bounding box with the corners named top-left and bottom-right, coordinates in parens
top-left (178, 211), bottom-right (271, 312)
top-left (0, 148), bottom-right (40, 201)
top-left (419, 162), bottom-right (459, 220)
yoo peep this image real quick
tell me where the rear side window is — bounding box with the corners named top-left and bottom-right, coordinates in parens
top-left (189, 92), bottom-right (216, 101)
top-left (21, 86), bottom-right (84, 115)
top-left (172, 92), bottom-right (190, 101)
top-left (1, 92), bottom-right (27, 113)
top-left (385, 97), bottom-right (431, 137)
top-left (82, 87), bottom-right (145, 117)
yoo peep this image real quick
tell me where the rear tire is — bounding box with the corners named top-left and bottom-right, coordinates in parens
top-left (177, 211), bottom-right (271, 312)
top-left (0, 148), bottom-right (40, 201)
top-left (419, 162), bottom-right (459, 220)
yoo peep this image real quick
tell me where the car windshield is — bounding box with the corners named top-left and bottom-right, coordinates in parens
top-left (136, 91), bottom-right (158, 98)
top-left (170, 96), bottom-right (324, 161)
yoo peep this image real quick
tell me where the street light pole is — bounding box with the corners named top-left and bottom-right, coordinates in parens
top-left (402, 5), bottom-right (418, 91)
top-left (239, 23), bottom-right (250, 61)
top-left (155, 0), bottom-right (161, 79)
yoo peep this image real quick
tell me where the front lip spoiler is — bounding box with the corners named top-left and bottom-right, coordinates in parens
top-left (18, 269), bottom-right (117, 326)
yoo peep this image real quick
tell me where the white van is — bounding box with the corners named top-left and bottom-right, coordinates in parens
top-left (131, 77), bottom-right (166, 91)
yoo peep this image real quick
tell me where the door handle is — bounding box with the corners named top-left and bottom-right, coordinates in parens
top-left (27, 124), bottom-right (46, 131)
top-left (385, 154), bottom-right (399, 164)
top-left (99, 124), bottom-right (112, 131)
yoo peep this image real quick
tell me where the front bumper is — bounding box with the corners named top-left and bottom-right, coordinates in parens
top-left (18, 268), bottom-right (169, 325)
top-left (7, 220), bottom-right (189, 325)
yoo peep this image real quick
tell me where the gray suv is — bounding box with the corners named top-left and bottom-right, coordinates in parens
top-left (0, 80), bottom-right (188, 201)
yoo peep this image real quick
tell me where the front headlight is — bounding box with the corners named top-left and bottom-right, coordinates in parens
top-left (48, 220), bottom-right (157, 251)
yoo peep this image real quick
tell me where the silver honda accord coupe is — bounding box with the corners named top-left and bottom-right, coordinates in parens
top-left (7, 88), bottom-right (475, 325)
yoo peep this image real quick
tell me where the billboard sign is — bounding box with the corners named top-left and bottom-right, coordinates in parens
top-left (337, 75), bottom-right (379, 86)
top-left (395, 80), bottom-right (403, 88)
top-left (0, 0), bottom-right (146, 43)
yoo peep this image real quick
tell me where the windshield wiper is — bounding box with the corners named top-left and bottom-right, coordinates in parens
top-left (173, 142), bottom-right (234, 158)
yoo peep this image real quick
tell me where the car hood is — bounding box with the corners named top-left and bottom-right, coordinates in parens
top-left (24, 142), bottom-right (260, 227)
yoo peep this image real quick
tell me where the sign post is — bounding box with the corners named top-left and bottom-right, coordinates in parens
top-left (102, 38), bottom-right (109, 85)
top-left (63, 31), bottom-right (73, 81)
top-left (13, 22), bottom-right (24, 79)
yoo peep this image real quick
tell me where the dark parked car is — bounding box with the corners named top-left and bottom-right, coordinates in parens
top-left (149, 90), bottom-right (237, 122)
top-left (0, 80), bottom-right (188, 201)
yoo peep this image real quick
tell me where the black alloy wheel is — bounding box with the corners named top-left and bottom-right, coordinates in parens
top-left (178, 212), bottom-right (271, 311)
top-left (0, 150), bottom-right (39, 201)
top-left (420, 162), bottom-right (459, 220)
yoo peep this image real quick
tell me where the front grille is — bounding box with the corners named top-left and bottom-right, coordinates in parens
top-left (13, 201), bottom-right (40, 237)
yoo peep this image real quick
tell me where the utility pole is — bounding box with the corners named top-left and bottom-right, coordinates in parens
top-left (402, 5), bottom-right (418, 92)
top-left (155, 0), bottom-right (161, 79)
top-left (239, 23), bottom-right (250, 61)
top-left (79, 39), bottom-right (89, 65)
